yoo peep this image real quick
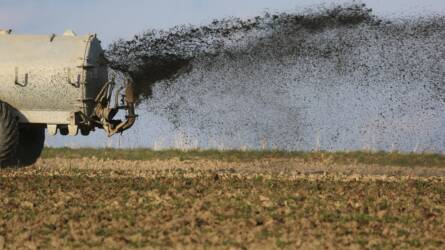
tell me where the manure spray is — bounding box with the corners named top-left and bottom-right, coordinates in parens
top-left (106, 3), bottom-right (445, 151)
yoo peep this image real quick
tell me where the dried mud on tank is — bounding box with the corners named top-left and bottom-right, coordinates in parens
top-left (0, 152), bottom-right (444, 249)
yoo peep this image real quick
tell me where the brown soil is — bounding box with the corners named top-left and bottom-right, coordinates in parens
top-left (0, 158), bottom-right (444, 249)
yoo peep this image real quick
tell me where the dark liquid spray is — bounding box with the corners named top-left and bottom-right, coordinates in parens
top-left (106, 4), bottom-right (445, 151)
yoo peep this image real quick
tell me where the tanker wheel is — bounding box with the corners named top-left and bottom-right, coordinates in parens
top-left (0, 102), bottom-right (19, 167)
top-left (17, 125), bottom-right (45, 166)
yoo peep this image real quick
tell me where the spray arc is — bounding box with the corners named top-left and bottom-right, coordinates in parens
top-left (106, 4), bottom-right (445, 151)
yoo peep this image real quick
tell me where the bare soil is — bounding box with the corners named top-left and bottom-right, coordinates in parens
top-left (0, 157), bottom-right (444, 249)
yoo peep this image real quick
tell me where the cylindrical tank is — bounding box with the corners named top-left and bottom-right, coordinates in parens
top-left (0, 30), bottom-right (108, 125)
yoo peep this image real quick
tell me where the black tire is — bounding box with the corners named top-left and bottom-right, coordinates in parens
top-left (0, 102), bottom-right (19, 167)
top-left (17, 126), bottom-right (45, 166)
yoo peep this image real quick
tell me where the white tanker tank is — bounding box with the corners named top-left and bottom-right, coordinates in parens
top-left (0, 29), bottom-right (137, 167)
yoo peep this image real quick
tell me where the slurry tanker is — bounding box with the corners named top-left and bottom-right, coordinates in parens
top-left (0, 29), bottom-right (136, 167)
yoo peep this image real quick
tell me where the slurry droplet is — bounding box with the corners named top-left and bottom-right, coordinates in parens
top-left (105, 4), bottom-right (445, 151)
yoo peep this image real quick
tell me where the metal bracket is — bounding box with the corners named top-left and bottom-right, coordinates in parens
top-left (68, 125), bottom-right (78, 136)
top-left (47, 125), bottom-right (57, 136)
top-left (67, 68), bottom-right (81, 87)
top-left (15, 67), bottom-right (28, 87)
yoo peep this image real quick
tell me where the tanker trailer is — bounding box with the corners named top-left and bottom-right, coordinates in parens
top-left (0, 29), bottom-right (136, 167)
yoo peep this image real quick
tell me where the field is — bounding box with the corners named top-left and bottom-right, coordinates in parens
top-left (0, 149), bottom-right (444, 249)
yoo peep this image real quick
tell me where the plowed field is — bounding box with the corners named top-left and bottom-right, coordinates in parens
top-left (0, 150), bottom-right (444, 249)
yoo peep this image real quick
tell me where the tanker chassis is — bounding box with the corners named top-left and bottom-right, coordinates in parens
top-left (0, 29), bottom-right (136, 167)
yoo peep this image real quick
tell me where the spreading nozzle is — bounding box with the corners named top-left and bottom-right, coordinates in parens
top-left (94, 78), bottom-right (138, 136)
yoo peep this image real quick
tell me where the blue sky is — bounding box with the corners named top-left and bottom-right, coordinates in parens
top-left (1, 0), bottom-right (445, 45)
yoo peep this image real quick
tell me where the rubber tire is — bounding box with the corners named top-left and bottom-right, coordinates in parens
top-left (0, 102), bottom-right (19, 167)
top-left (17, 126), bottom-right (45, 166)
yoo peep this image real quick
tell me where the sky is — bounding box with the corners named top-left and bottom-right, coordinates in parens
top-left (1, 0), bottom-right (445, 148)
top-left (1, 0), bottom-right (445, 45)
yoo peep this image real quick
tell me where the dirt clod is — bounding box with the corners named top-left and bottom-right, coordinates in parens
top-left (0, 156), bottom-right (443, 249)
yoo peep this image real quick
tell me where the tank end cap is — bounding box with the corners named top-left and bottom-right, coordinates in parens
top-left (63, 29), bottom-right (77, 37)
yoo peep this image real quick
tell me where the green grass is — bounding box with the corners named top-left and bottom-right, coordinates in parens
top-left (41, 148), bottom-right (445, 167)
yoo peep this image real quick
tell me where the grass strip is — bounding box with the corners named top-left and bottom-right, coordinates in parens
top-left (41, 148), bottom-right (445, 167)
